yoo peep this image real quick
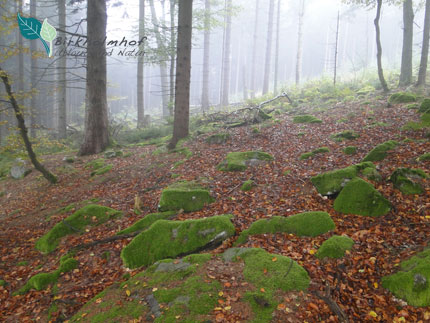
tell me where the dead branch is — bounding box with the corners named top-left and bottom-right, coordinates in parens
top-left (312, 282), bottom-right (349, 323)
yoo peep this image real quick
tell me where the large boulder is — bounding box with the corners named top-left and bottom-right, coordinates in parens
top-left (389, 168), bottom-right (428, 195)
top-left (362, 140), bottom-right (398, 162)
top-left (389, 92), bottom-right (416, 104)
top-left (10, 158), bottom-right (31, 179)
top-left (217, 151), bottom-right (273, 171)
top-left (419, 98), bottom-right (430, 113)
top-left (316, 235), bottom-right (354, 259)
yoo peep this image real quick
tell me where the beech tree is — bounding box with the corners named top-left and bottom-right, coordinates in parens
top-left (57, 0), bottom-right (67, 138)
top-left (220, 0), bottom-right (232, 107)
top-left (295, 0), bottom-right (305, 85)
top-left (137, 0), bottom-right (145, 128)
top-left (399, 0), bottom-right (414, 86)
top-left (262, 0), bottom-right (275, 95)
top-left (417, 0), bottom-right (430, 87)
top-left (250, 0), bottom-right (259, 98)
top-left (201, 0), bottom-right (211, 112)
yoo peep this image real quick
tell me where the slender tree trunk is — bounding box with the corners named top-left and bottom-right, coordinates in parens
top-left (417, 0), bottom-right (430, 87)
top-left (57, 0), bottom-right (67, 138)
top-left (201, 0), bottom-right (211, 112)
top-left (399, 0), bottom-right (414, 86)
top-left (0, 68), bottom-right (57, 183)
top-left (374, 0), bottom-right (389, 92)
top-left (79, 0), bottom-right (109, 155)
top-left (220, 0), bottom-right (232, 107)
top-left (30, 0), bottom-right (38, 137)
top-left (137, 0), bottom-right (145, 128)
top-left (18, 0), bottom-right (24, 103)
top-left (334, 10), bottom-right (340, 86)
top-left (295, 0), bottom-right (305, 85)
top-left (169, 0), bottom-right (193, 149)
top-left (243, 64), bottom-right (248, 101)
top-left (169, 0), bottom-right (176, 106)
top-left (274, 0), bottom-right (281, 95)
top-left (250, 0), bottom-right (259, 98)
top-left (262, 0), bottom-right (275, 95)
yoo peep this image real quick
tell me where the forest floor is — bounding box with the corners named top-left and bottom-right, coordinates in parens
top-left (0, 93), bottom-right (430, 322)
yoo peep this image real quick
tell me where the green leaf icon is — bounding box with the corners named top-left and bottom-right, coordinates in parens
top-left (16, 12), bottom-right (50, 57)
top-left (40, 18), bottom-right (57, 57)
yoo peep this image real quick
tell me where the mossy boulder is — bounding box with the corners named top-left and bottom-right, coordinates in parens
top-left (158, 181), bottom-right (214, 212)
top-left (382, 248), bottom-right (430, 307)
top-left (389, 92), bottom-right (416, 104)
top-left (419, 99), bottom-right (430, 113)
top-left (316, 235), bottom-right (354, 259)
top-left (418, 153), bottom-right (430, 162)
top-left (217, 151), bottom-right (274, 172)
top-left (117, 211), bottom-right (177, 235)
top-left (362, 140), bottom-right (398, 162)
top-left (389, 168), bottom-right (428, 195)
top-left (343, 146), bottom-right (357, 155)
top-left (121, 215), bottom-right (235, 268)
top-left (357, 85), bottom-right (375, 96)
top-left (35, 205), bottom-right (122, 254)
top-left (205, 133), bottom-right (231, 144)
top-left (236, 211), bottom-right (335, 245)
top-left (333, 178), bottom-right (391, 217)
top-left (293, 115), bottom-right (322, 124)
top-left (300, 147), bottom-right (330, 160)
top-left (331, 130), bottom-right (360, 142)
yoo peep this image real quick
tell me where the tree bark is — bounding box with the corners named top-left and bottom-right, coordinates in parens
top-left (220, 0), bottom-right (232, 107)
top-left (262, 0), bottom-right (275, 95)
top-left (169, 0), bottom-right (193, 149)
top-left (201, 0), bottom-right (211, 112)
top-left (274, 0), bottom-right (281, 95)
top-left (417, 0), bottom-right (430, 87)
top-left (0, 68), bottom-right (57, 184)
top-left (399, 0), bottom-right (414, 86)
top-left (79, 0), bottom-right (109, 156)
top-left (169, 0), bottom-right (176, 107)
top-left (30, 0), bottom-right (38, 137)
top-left (137, 0), bottom-right (145, 128)
top-left (295, 0), bottom-right (305, 85)
top-left (334, 10), bottom-right (340, 86)
top-left (57, 0), bottom-right (67, 138)
top-left (250, 0), bottom-right (259, 99)
top-left (374, 0), bottom-right (389, 92)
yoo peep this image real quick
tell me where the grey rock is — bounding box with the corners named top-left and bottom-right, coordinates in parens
top-left (198, 228), bottom-right (216, 237)
top-left (222, 247), bottom-right (253, 262)
top-left (146, 294), bottom-right (161, 318)
top-left (155, 260), bottom-right (191, 272)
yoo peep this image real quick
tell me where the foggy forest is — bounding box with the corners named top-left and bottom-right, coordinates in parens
top-left (1, 0), bottom-right (430, 321)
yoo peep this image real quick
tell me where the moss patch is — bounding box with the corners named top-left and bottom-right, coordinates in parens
top-left (316, 235), bottom-right (354, 259)
top-left (343, 146), bottom-right (357, 155)
top-left (418, 153), bottom-right (430, 162)
top-left (331, 130), bottom-right (360, 142)
top-left (236, 212), bottom-right (335, 245)
top-left (293, 115), bottom-right (322, 124)
top-left (217, 151), bottom-right (274, 172)
top-left (158, 181), bottom-right (214, 212)
top-left (389, 168), bottom-right (428, 195)
top-left (121, 215), bottom-right (235, 268)
top-left (91, 164), bottom-right (113, 176)
top-left (206, 133), bottom-right (231, 144)
top-left (419, 99), bottom-right (430, 113)
top-left (389, 92), bottom-right (417, 104)
top-left (382, 248), bottom-right (430, 307)
top-left (300, 147), bottom-right (330, 160)
top-left (333, 178), bottom-right (391, 217)
top-left (36, 204), bottom-right (122, 253)
top-left (362, 140), bottom-right (398, 162)
top-left (117, 211), bottom-right (177, 235)
top-left (0, 280), bottom-right (6, 287)
top-left (241, 180), bottom-right (255, 192)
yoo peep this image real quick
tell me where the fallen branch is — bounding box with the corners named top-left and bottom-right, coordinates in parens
top-left (312, 282), bottom-right (349, 323)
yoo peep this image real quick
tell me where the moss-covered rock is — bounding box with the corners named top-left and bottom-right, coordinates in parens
top-left (91, 164), bottom-right (113, 176)
top-left (316, 235), bottom-right (354, 259)
top-left (104, 150), bottom-right (123, 158)
top-left (217, 151), bottom-right (274, 172)
top-left (362, 140), bottom-right (398, 162)
top-left (361, 166), bottom-right (382, 182)
top-left (389, 92), bottom-right (417, 104)
top-left (357, 85), bottom-right (375, 96)
top-left (205, 133), bottom-right (231, 144)
top-left (389, 168), bottom-right (428, 195)
top-left (419, 99), bottom-right (430, 113)
top-left (293, 115), bottom-right (322, 124)
top-left (117, 211), bottom-right (177, 235)
top-left (382, 248), bottom-right (430, 307)
top-left (331, 130), bottom-right (360, 142)
top-left (85, 158), bottom-right (106, 170)
top-left (418, 153), bottom-right (430, 162)
top-left (36, 205), bottom-right (122, 253)
top-left (241, 180), bottom-right (254, 192)
top-left (300, 147), bottom-right (330, 160)
top-left (343, 146), bottom-right (357, 155)
top-left (236, 211), bottom-right (335, 245)
top-left (333, 178), bottom-right (391, 217)
top-left (121, 215), bottom-right (235, 268)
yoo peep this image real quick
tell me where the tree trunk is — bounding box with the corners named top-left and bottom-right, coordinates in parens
top-left (201, 0), bottom-right (211, 112)
top-left (137, 0), bottom-right (145, 128)
top-left (250, 0), bottom-right (259, 99)
top-left (169, 0), bottom-right (176, 106)
top-left (30, 0), bottom-right (38, 137)
top-left (18, 0), bottom-right (24, 104)
top-left (417, 0), bottom-right (430, 87)
top-left (57, 0), bottom-right (67, 138)
top-left (79, 0), bottom-right (109, 156)
top-left (262, 0), bottom-right (275, 95)
top-left (334, 10), bottom-right (340, 86)
top-left (220, 0), bottom-right (232, 107)
top-left (273, 0), bottom-right (281, 95)
top-left (295, 0), bottom-right (305, 85)
top-left (0, 68), bottom-right (57, 184)
top-left (169, 0), bottom-right (193, 149)
top-left (374, 0), bottom-right (389, 92)
top-left (399, 0), bottom-right (414, 86)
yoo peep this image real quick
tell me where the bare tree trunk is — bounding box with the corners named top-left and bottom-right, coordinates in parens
top-left (295, 0), bottom-right (305, 85)
top-left (417, 0), bottom-right (430, 87)
top-left (274, 0), bottom-right (281, 95)
top-left (169, 0), bottom-right (193, 149)
top-left (79, 0), bottom-right (109, 156)
top-left (334, 10), bottom-right (340, 86)
top-left (137, 0), bottom-right (145, 128)
top-left (201, 0), bottom-right (211, 112)
top-left (30, 0), bottom-right (38, 137)
top-left (243, 64), bottom-right (248, 101)
top-left (250, 0), bottom-right (259, 98)
top-left (57, 0), bottom-right (67, 138)
top-left (399, 0), bottom-right (414, 86)
top-left (18, 0), bottom-right (24, 103)
top-left (374, 0), bottom-right (389, 92)
top-left (220, 0), bottom-right (232, 107)
top-left (169, 0), bottom-right (176, 107)
top-left (262, 0), bottom-right (275, 95)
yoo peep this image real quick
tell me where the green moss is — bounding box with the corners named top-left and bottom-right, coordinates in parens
top-left (85, 158), bottom-right (106, 170)
top-left (357, 85), bottom-right (375, 95)
top-left (362, 140), bottom-right (398, 162)
top-left (36, 204), bottom-right (122, 253)
top-left (382, 248), bottom-right (430, 307)
top-left (300, 152), bottom-right (314, 160)
top-left (236, 212), bottom-right (335, 245)
top-left (241, 180), bottom-right (254, 192)
top-left (390, 168), bottom-right (427, 195)
top-left (217, 151), bottom-right (274, 172)
top-left (172, 160), bottom-right (185, 169)
top-left (331, 130), bottom-right (360, 142)
top-left (333, 178), bottom-right (391, 217)
top-left (17, 260), bottom-right (28, 267)
top-left (117, 211), bottom-right (176, 235)
top-left (91, 164), bottom-right (113, 176)
top-left (206, 133), bottom-right (231, 144)
top-left (300, 147), bottom-right (330, 160)
top-left (121, 215), bottom-right (235, 268)
top-left (90, 301), bottom-right (145, 323)
top-left (389, 92), bottom-right (417, 104)
top-left (293, 115), bottom-right (322, 124)
top-left (418, 153), bottom-right (430, 162)
top-left (0, 280), bottom-right (6, 287)
top-left (245, 291), bottom-right (276, 323)
top-left (158, 181), bottom-right (214, 212)
top-left (316, 235), bottom-right (354, 259)
top-left (419, 99), bottom-right (430, 113)
top-left (343, 146), bottom-right (357, 155)
top-left (361, 167), bottom-right (382, 182)
top-left (104, 150), bottom-right (123, 158)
